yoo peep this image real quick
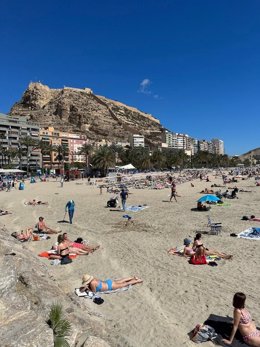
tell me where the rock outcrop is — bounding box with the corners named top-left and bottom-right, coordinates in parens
top-left (10, 83), bottom-right (164, 147)
top-left (239, 147), bottom-right (260, 161)
top-left (0, 226), bottom-right (111, 347)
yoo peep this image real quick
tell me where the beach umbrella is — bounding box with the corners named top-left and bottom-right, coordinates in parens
top-left (197, 195), bottom-right (220, 203)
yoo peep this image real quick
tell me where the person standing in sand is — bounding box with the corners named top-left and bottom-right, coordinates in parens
top-left (169, 177), bottom-right (177, 202)
top-left (65, 200), bottom-right (75, 224)
top-left (120, 188), bottom-right (128, 211)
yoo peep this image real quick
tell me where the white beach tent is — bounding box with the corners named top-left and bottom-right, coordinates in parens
top-left (117, 164), bottom-right (136, 170)
top-left (0, 169), bottom-right (26, 173)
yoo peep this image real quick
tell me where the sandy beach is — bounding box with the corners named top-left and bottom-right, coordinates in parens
top-left (1, 174), bottom-right (260, 347)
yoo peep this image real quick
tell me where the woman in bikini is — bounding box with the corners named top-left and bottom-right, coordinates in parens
top-left (79, 273), bottom-right (143, 293)
top-left (62, 233), bottom-right (99, 253)
top-left (222, 292), bottom-right (260, 346)
top-left (57, 234), bottom-right (92, 256)
top-left (192, 233), bottom-right (232, 260)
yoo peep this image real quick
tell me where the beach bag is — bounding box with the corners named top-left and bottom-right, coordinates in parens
top-left (60, 256), bottom-right (72, 265)
top-left (191, 324), bottom-right (217, 343)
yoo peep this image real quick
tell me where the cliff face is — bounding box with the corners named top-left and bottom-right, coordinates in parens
top-left (10, 83), bottom-right (164, 146)
top-left (239, 148), bottom-right (260, 161)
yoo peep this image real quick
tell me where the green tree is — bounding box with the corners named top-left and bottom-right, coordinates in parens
top-left (151, 149), bottom-right (166, 169)
top-left (78, 143), bottom-right (94, 173)
top-left (47, 303), bottom-right (71, 347)
top-left (54, 144), bottom-right (69, 174)
top-left (92, 145), bottom-right (116, 176)
top-left (128, 147), bottom-right (151, 170)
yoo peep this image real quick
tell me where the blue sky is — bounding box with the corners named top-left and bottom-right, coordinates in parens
top-left (1, 0), bottom-right (260, 155)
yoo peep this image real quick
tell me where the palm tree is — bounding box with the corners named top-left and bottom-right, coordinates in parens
top-left (151, 149), bottom-right (166, 169)
top-left (47, 303), bottom-right (71, 347)
top-left (78, 143), bottom-right (93, 174)
top-left (6, 147), bottom-right (19, 167)
top-left (38, 140), bottom-right (54, 170)
top-left (20, 136), bottom-right (39, 174)
top-left (54, 144), bottom-right (69, 174)
top-left (129, 147), bottom-right (151, 170)
top-left (92, 145), bottom-right (116, 176)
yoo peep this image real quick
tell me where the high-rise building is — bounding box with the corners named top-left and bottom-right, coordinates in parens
top-left (0, 113), bottom-right (40, 169)
top-left (211, 139), bottom-right (224, 155)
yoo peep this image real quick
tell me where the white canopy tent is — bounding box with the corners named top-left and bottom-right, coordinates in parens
top-left (116, 164), bottom-right (136, 170)
top-left (0, 169), bottom-right (26, 173)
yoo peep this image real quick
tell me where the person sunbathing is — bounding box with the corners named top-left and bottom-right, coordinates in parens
top-left (192, 233), bottom-right (232, 260)
top-left (26, 200), bottom-right (48, 206)
top-left (222, 292), bottom-right (260, 346)
top-left (190, 244), bottom-right (207, 265)
top-left (11, 228), bottom-right (33, 241)
top-left (62, 233), bottom-right (99, 253)
top-left (58, 234), bottom-right (96, 256)
top-left (197, 202), bottom-right (209, 211)
top-left (200, 188), bottom-right (214, 194)
top-left (0, 209), bottom-right (12, 216)
top-left (36, 217), bottom-right (60, 234)
top-left (183, 238), bottom-right (195, 257)
top-left (79, 273), bottom-right (143, 293)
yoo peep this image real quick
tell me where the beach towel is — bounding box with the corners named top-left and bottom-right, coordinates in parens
top-left (38, 251), bottom-right (77, 259)
top-left (125, 205), bottom-right (149, 212)
top-left (75, 285), bottom-right (131, 298)
top-left (204, 314), bottom-right (255, 346)
top-left (237, 227), bottom-right (260, 240)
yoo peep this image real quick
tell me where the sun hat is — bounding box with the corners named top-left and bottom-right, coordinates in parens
top-left (82, 274), bottom-right (94, 286)
top-left (183, 238), bottom-right (192, 246)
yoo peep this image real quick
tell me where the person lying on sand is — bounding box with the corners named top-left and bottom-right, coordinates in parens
top-left (62, 232), bottom-right (99, 253)
top-left (193, 233), bottom-right (232, 260)
top-left (58, 233), bottom-right (99, 256)
top-left (199, 188), bottom-right (214, 194)
top-left (36, 217), bottom-right (60, 234)
top-left (25, 199), bottom-right (48, 206)
top-left (0, 209), bottom-right (12, 216)
top-left (11, 228), bottom-right (33, 241)
top-left (79, 274), bottom-right (143, 293)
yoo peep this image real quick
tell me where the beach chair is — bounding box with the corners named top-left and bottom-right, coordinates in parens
top-left (207, 216), bottom-right (222, 235)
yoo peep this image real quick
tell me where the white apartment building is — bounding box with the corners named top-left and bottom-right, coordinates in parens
top-left (130, 134), bottom-right (145, 148)
top-left (0, 113), bottom-right (41, 169)
top-left (211, 139), bottom-right (224, 155)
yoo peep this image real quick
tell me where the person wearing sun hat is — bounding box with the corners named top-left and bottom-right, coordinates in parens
top-left (183, 238), bottom-right (195, 257)
top-left (80, 273), bottom-right (143, 293)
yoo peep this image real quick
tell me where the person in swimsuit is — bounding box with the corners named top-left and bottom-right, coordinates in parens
top-left (62, 233), bottom-right (99, 253)
top-left (222, 292), bottom-right (260, 346)
top-left (26, 200), bottom-right (48, 206)
top-left (57, 234), bottom-right (94, 256)
top-left (192, 233), bottom-right (232, 260)
top-left (36, 217), bottom-right (60, 234)
top-left (169, 178), bottom-right (177, 202)
top-left (79, 274), bottom-right (143, 293)
top-left (183, 238), bottom-right (195, 257)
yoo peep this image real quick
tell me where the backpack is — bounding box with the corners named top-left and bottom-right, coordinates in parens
top-left (191, 324), bottom-right (218, 343)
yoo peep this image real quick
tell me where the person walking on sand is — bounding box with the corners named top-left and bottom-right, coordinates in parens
top-left (120, 188), bottom-right (128, 211)
top-left (60, 175), bottom-right (64, 188)
top-left (65, 200), bottom-right (75, 224)
top-left (168, 177), bottom-right (177, 202)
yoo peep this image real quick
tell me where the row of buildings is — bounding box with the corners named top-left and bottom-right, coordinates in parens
top-left (0, 112), bottom-right (224, 171)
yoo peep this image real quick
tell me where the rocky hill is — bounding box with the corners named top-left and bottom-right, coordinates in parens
top-left (10, 83), bottom-right (164, 147)
top-left (239, 147), bottom-right (260, 160)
